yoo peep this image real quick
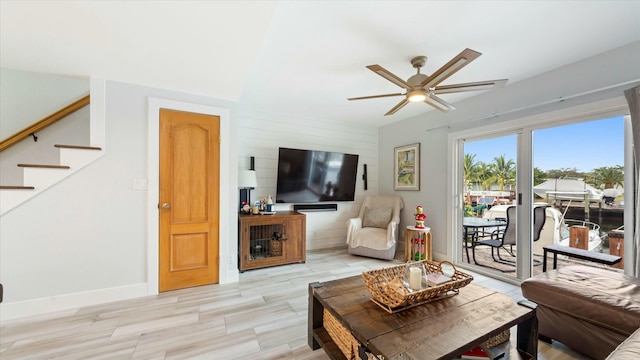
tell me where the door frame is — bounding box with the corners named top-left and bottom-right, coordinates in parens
top-left (147, 98), bottom-right (235, 295)
top-left (447, 96), bottom-right (630, 282)
top-left (450, 129), bottom-right (534, 281)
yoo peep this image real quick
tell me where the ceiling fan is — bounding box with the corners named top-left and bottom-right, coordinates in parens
top-left (348, 48), bottom-right (507, 115)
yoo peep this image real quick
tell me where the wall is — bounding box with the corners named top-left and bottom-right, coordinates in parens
top-left (379, 122), bottom-right (449, 258)
top-left (0, 68), bottom-right (89, 140)
top-left (0, 80), bottom-right (237, 321)
top-left (236, 110), bottom-right (378, 250)
top-left (379, 41), bottom-right (640, 261)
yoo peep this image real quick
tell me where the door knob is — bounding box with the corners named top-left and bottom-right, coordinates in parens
top-left (162, 203), bottom-right (171, 210)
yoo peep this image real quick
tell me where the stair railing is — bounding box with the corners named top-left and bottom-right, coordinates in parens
top-left (0, 94), bottom-right (90, 152)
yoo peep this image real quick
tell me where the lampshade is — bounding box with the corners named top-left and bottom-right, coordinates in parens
top-left (238, 170), bottom-right (257, 189)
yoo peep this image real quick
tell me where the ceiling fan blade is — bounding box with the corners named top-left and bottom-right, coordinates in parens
top-left (348, 93), bottom-right (404, 101)
top-left (424, 94), bottom-right (456, 112)
top-left (433, 79), bottom-right (508, 94)
top-left (420, 48), bottom-right (482, 89)
top-left (367, 65), bottom-right (413, 90)
top-left (385, 99), bottom-right (410, 116)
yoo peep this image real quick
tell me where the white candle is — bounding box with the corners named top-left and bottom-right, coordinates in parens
top-left (409, 267), bottom-right (422, 290)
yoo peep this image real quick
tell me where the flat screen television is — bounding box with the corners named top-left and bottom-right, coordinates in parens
top-left (276, 147), bottom-right (359, 203)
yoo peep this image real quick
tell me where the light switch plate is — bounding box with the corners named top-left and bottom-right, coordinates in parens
top-left (133, 178), bottom-right (148, 190)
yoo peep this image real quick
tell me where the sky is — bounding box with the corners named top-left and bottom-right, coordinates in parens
top-left (464, 116), bottom-right (625, 173)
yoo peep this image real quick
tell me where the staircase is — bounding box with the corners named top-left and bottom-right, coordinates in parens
top-left (0, 95), bottom-right (104, 216)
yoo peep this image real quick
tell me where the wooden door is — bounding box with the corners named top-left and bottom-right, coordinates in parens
top-left (159, 109), bottom-right (220, 292)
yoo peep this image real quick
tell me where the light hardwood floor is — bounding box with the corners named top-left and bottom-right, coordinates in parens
top-left (1, 249), bottom-right (590, 359)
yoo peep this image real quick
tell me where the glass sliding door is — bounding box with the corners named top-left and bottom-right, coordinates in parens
top-left (460, 133), bottom-right (528, 278)
top-left (454, 115), bottom-right (626, 281)
top-left (532, 117), bottom-right (625, 271)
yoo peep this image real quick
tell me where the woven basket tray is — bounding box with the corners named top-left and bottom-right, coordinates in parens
top-left (323, 309), bottom-right (361, 360)
top-left (483, 329), bottom-right (510, 348)
top-left (362, 260), bottom-right (473, 313)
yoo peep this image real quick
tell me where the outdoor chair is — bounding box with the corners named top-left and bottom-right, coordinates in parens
top-left (472, 206), bottom-right (516, 271)
top-left (471, 205), bottom-right (548, 271)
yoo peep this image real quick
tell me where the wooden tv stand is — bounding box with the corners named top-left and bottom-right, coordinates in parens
top-left (238, 211), bottom-right (306, 271)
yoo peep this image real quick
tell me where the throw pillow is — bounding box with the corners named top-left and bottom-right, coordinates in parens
top-left (362, 207), bottom-right (392, 229)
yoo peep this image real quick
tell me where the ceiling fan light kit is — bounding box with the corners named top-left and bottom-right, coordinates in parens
top-left (349, 48), bottom-right (507, 115)
top-left (408, 90), bottom-right (427, 102)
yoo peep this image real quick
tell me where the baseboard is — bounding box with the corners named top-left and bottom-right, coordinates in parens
top-left (222, 266), bottom-right (240, 284)
top-left (0, 282), bottom-right (147, 324)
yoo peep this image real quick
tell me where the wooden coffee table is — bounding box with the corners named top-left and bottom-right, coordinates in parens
top-left (308, 275), bottom-right (537, 360)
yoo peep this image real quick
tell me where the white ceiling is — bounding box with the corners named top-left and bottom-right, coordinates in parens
top-left (1, 1), bottom-right (639, 127)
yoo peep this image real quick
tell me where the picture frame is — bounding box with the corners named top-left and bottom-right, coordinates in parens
top-left (394, 143), bottom-right (420, 191)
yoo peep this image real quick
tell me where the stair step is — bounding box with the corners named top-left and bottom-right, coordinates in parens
top-left (55, 144), bottom-right (102, 151)
top-left (0, 186), bottom-right (35, 190)
top-left (17, 164), bottom-right (71, 169)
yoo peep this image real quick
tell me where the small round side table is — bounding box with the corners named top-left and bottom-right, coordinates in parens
top-left (405, 226), bottom-right (432, 261)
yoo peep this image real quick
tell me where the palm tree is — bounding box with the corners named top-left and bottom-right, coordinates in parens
top-left (486, 155), bottom-right (515, 191)
top-left (592, 166), bottom-right (624, 189)
top-left (533, 167), bottom-right (547, 186)
top-left (463, 153), bottom-right (480, 206)
top-left (463, 153), bottom-right (479, 189)
top-left (477, 162), bottom-right (493, 190)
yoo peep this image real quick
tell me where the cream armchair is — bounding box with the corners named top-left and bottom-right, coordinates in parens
top-left (346, 195), bottom-right (404, 260)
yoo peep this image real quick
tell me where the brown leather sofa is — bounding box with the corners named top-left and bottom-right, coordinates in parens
top-left (521, 265), bottom-right (640, 359)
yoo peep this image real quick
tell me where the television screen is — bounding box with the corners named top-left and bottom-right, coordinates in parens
top-left (276, 147), bottom-right (359, 203)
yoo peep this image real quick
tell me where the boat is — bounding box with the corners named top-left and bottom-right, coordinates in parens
top-left (534, 178), bottom-right (603, 203)
top-left (602, 186), bottom-right (624, 206)
top-left (482, 203), bottom-right (602, 255)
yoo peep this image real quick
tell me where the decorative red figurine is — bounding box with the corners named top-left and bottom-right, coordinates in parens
top-left (241, 201), bottom-right (251, 214)
top-left (415, 205), bottom-right (426, 228)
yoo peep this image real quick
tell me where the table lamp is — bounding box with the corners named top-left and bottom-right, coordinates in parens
top-left (238, 169), bottom-right (257, 211)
